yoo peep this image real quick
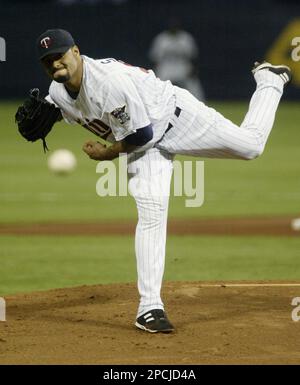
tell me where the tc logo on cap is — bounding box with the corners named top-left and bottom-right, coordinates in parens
top-left (40, 37), bottom-right (52, 49)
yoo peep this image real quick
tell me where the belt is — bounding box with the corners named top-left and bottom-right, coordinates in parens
top-left (165, 106), bottom-right (181, 135)
top-left (156, 106), bottom-right (182, 145)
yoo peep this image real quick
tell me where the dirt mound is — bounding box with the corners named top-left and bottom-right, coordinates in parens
top-left (1, 281), bottom-right (300, 364)
top-left (0, 216), bottom-right (300, 237)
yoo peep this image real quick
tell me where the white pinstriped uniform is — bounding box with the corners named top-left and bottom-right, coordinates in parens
top-left (47, 56), bottom-right (285, 318)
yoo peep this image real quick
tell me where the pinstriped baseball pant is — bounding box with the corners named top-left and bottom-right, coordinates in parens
top-left (128, 69), bottom-right (284, 317)
top-left (158, 70), bottom-right (284, 158)
top-left (128, 149), bottom-right (174, 317)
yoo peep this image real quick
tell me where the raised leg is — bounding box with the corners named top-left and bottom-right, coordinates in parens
top-left (159, 65), bottom-right (289, 160)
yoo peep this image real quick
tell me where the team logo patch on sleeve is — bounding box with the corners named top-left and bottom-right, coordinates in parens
top-left (111, 105), bottom-right (130, 125)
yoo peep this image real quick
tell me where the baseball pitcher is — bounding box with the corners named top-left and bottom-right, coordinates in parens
top-left (16, 29), bottom-right (291, 333)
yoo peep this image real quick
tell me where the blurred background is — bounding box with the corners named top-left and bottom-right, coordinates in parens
top-left (1, 0), bottom-right (300, 99)
top-left (0, 0), bottom-right (300, 296)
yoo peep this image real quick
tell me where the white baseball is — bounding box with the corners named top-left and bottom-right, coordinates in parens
top-left (291, 218), bottom-right (300, 231)
top-left (47, 149), bottom-right (77, 175)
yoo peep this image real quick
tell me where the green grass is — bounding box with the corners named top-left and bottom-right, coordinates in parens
top-left (0, 101), bottom-right (300, 223)
top-left (1, 234), bottom-right (300, 296)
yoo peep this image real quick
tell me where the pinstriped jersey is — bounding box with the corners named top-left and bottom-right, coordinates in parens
top-left (46, 55), bottom-right (176, 150)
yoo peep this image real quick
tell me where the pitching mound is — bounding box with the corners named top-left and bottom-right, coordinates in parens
top-left (1, 281), bottom-right (300, 364)
top-left (0, 216), bottom-right (300, 237)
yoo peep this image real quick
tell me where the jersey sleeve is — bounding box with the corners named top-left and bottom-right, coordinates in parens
top-left (45, 94), bottom-right (58, 106)
top-left (45, 94), bottom-right (76, 125)
top-left (102, 73), bottom-right (151, 141)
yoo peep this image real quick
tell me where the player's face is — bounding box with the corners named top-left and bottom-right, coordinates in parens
top-left (41, 46), bottom-right (81, 83)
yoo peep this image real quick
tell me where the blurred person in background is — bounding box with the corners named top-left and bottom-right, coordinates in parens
top-left (149, 17), bottom-right (205, 101)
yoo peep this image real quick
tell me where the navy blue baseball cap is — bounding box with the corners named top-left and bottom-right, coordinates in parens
top-left (36, 29), bottom-right (75, 60)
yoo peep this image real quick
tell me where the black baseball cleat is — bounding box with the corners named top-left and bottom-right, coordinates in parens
top-left (135, 309), bottom-right (175, 333)
top-left (252, 61), bottom-right (292, 85)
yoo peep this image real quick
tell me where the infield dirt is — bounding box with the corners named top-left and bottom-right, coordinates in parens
top-left (1, 281), bottom-right (300, 364)
top-left (0, 215), bottom-right (300, 236)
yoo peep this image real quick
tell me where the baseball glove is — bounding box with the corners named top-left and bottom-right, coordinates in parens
top-left (15, 88), bottom-right (62, 152)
